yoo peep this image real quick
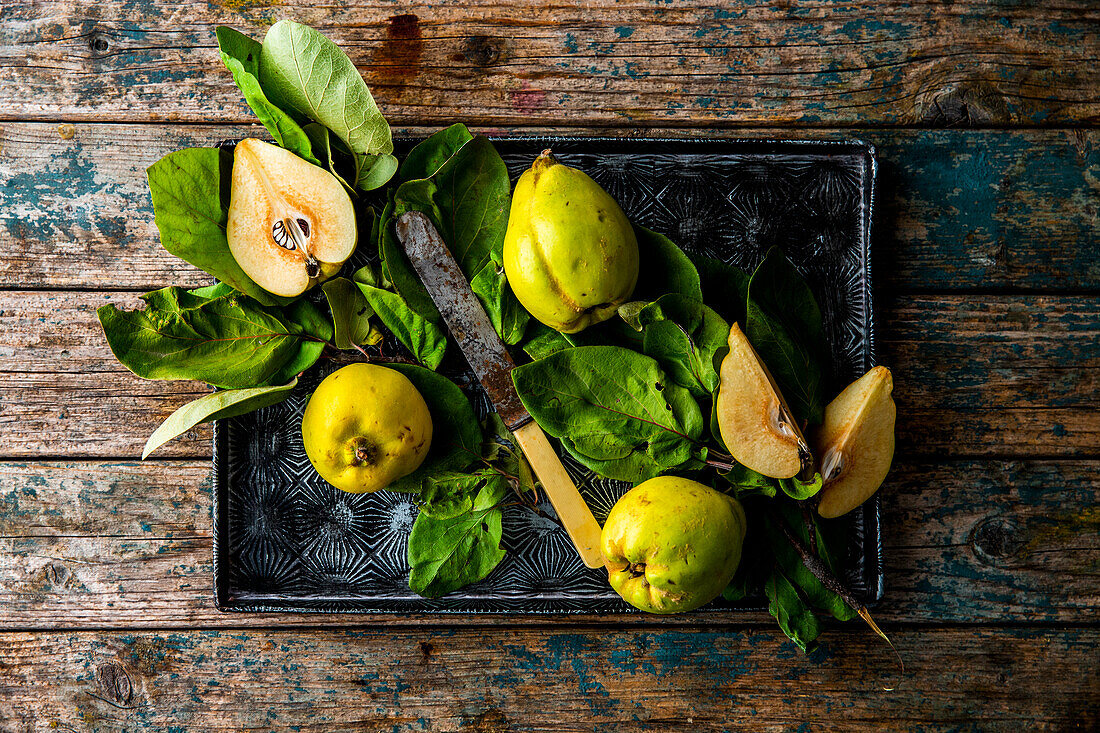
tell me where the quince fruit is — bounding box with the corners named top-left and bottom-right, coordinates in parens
top-left (302, 364), bottom-right (432, 493)
top-left (227, 138), bottom-right (356, 297)
top-left (601, 476), bottom-right (746, 614)
top-left (503, 150), bottom-right (639, 333)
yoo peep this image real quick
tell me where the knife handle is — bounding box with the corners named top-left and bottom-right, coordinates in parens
top-left (512, 421), bottom-right (605, 569)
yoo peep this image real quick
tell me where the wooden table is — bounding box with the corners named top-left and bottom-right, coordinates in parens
top-left (1, 1), bottom-right (1097, 729)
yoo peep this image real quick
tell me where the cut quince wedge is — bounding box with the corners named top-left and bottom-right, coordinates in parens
top-left (717, 323), bottom-right (812, 479)
top-left (813, 366), bottom-right (896, 518)
top-left (227, 138), bottom-right (356, 297)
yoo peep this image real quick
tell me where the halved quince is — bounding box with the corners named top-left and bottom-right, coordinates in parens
top-left (716, 323), bottom-right (811, 479)
top-left (813, 366), bottom-right (896, 518)
top-left (227, 138), bottom-right (356, 297)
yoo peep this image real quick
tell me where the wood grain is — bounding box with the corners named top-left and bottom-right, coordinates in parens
top-left (0, 627), bottom-right (1096, 731)
top-left (2, 1), bottom-right (1098, 127)
top-left (2, 290), bottom-right (1095, 459)
top-left (2, 123), bottom-right (1097, 292)
top-left (0, 459), bottom-right (1095, 628)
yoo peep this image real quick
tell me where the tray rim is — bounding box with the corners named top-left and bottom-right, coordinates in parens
top-left (212, 134), bottom-right (881, 614)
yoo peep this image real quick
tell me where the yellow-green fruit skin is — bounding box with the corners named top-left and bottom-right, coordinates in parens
top-left (503, 153), bottom-right (640, 334)
top-left (601, 476), bottom-right (747, 614)
top-left (301, 364), bottom-right (432, 494)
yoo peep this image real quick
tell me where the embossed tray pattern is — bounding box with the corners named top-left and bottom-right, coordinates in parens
top-left (213, 137), bottom-right (881, 613)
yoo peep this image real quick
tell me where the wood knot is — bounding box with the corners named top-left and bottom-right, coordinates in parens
top-left (90, 35), bottom-right (109, 54)
top-left (462, 35), bottom-right (506, 67)
top-left (463, 708), bottom-right (508, 732)
top-left (96, 662), bottom-right (133, 705)
top-left (970, 516), bottom-right (1026, 563)
top-left (918, 81), bottom-right (1008, 126)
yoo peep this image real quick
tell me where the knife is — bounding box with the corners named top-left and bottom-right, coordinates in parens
top-left (395, 211), bottom-right (604, 569)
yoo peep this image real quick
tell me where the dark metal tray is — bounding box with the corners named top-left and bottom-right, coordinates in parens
top-left (213, 137), bottom-right (881, 613)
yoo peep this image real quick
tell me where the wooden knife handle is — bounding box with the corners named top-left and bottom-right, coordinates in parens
top-left (511, 421), bottom-right (605, 569)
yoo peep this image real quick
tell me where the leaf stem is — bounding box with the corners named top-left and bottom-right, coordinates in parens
top-left (770, 509), bottom-right (904, 681)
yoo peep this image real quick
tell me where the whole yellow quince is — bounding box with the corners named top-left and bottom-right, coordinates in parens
top-left (503, 150), bottom-right (639, 334)
top-left (301, 364), bottom-right (432, 493)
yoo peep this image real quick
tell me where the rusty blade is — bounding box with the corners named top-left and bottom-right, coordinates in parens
top-left (394, 211), bottom-right (531, 431)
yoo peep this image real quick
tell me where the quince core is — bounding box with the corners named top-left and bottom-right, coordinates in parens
top-left (227, 138), bottom-right (356, 298)
top-left (302, 364), bottom-right (432, 494)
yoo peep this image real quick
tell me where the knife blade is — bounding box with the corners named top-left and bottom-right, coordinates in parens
top-left (395, 211), bottom-right (604, 569)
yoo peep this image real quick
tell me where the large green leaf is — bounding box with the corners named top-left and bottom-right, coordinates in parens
top-left (637, 294), bottom-right (729, 397)
top-left (408, 478), bottom-right (507, 598)
top-left (393, 135), bottom-right (510, 280)
top-left (398, 123), bottom-right (474, 182)
top-left (632, 225), bottom-right (702, 302)
top-left (511, 345), bottom-right (705, 482)
top-left (142, 378), bottom-right (298, 459)
top-left (98, 287), bottom-right (323, 388)
top-left (356, 283), bottom-right (447, 370)
top-left (215, 26), bottom-right (320, 166)
top-left (146, 148), bottom-right (286, 307)
top-left (470, 260), bottom-right (529, 345)
top-left (746, 247), bottom-right (829, 424)
top-left (378, 198), bottom-right (441, 323)
top-left (384, 363), bottom-right (482, 492)
top-left (696, 255), bottom-right (750, 325)
top-left (258, 20), bottom-right (397, 191)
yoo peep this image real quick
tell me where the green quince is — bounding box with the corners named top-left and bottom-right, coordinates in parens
top-left (601, 476), bottom-right (747, 614)
top-left (503, 150), bottom-right (639, 334)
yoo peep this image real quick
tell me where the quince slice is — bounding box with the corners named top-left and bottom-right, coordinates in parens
top-left (716, 323), bottom-right (812, 479)
top-left (227, 138), bottom-right (356, 297)
top-left (813, 366), bottom-right (896, 518)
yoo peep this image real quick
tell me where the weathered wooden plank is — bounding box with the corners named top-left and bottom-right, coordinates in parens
top-left (2, 0), bottom-right (1098, 127)
top-left (0, 459), bottom-right (1095, 628)
top-left (2, 290), bottom-right (1096, 459)
top-left (0, 627), bottom-right (1096, 731)
top-left (2, 123), bottom-right (1097, 292)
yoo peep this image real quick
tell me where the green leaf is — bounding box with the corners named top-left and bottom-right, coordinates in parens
top-left (146, 148), bottom-right (286, 307)
top-left (721, 463), bottom-right (778, 499)
top-left (765, 571), bottom-right (822, 653)
top-left (637, 294), bottom-right (729, 397)
top-left (511, 345), bottom-right (705, 482)
top-left (215, 26), bottom-right (320, 166)
top-left (420, 469), bottom-right (509, 520)
top-left (302, 122), bottom-right (355, 194)
top-left (377, 199), bottom-right (441, 323)
top-left (98, 288), bottom-right (323, 388)
top-left (521, 322), bottom-right (574, 361)
top-left (746, 247), bottom-right (829, 424)
top-left (765, 504), bottom-right (857, 622)
top-left (266, 340), bottom-right (325, 385)
top-left (322, 277), bottom-right (380, 349)
top-left (393, 136), bottom-right (510, 279)
top-left (778, 472), bottom-right (824, 501)
top-left (696, 255), bottom-right (750, 326)
top-left (399, 123), bottom-right (474, 182)
top-left (142, 378), bottom-right (297, 459)
top-left (283, 298), bottom-right (334, 342)
top-left (384, 363), bottom-right (482, 492)
top-left (471, 260), bottom-right (529, 345)
top-left (407, 498), bottom-right (506, 599)
top-left (356, 283), bottom-right (447, 370)
top-left (632, 225), bottom-right (702, 301)
top-left (258, 20), bottom-right (397, 192)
